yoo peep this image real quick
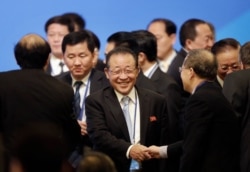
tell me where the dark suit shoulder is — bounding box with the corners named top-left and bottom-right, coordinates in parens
top-left (189, 82), bottom-right (234, 115)
top-left (168, 48), bottom-right (187, 73)
top-left (136, 86), bottom-right (165, 102)
top-left (191, 82), bottom-right (222, 99)
top-left (54, 71), bottom-right (71, 83)
top-left (91, 69), bottom-right (106, 80)
top-left (153, 68), bottom-right (179, 86)
top-left (136, 72), bottom-right (157, 92)
top-left (95, 59), bottom-right (106, 72)
top-left (225, 69), bottom-right (250, 81)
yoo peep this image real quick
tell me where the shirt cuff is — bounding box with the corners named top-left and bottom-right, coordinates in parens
top-left (126, 145), bottom-right (134, 158)
top-left (159, 145), bottom-right (168, 158)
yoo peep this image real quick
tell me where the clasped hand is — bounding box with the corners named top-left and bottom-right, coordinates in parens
top-left (129, 144), bottom-right (161, 161)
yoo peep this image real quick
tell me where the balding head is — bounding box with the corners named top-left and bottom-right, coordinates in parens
top-left (14, 33), bottom-right (51, 69)
top-left (183, 49), bottom-right (217, 80)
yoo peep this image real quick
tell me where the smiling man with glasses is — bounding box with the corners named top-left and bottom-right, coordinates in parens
top-left (85, 46), bottom-right (168, 172)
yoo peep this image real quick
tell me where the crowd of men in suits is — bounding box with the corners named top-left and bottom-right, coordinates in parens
top-left (0, 12), bottom-right (250, 172)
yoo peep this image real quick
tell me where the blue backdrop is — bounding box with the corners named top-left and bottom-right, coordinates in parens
top-left (1, 0), bottom-right (249, 71)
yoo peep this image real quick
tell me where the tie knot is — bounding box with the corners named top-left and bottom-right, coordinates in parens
top-left (59, 61), bottom-right (64, 67)
top-left (122, 96), bottom-right (130, 105)
top-left (59, 61), bottom-right (64, 66)
top-left (74, 81), bottom-right (83, 89)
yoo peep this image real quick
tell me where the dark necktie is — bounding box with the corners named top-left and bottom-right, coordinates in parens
top-left (59, 61), bottom-right (64, 74)
top-left (74, 81), bottom-right (83, 119)
top-left (121, 96), bottom-right (140, 171)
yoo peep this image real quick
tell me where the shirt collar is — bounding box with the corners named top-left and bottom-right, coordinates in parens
top-left (115, 87), bottom-right (136, 104)
top-left (216, 75), bottom-right (224, 87)
top-left (50, 54), bottom-right (64, 65)
top-left (71, 71), bottom-right (91, 87)
top-left (143, 62), bottom-right (158, 78)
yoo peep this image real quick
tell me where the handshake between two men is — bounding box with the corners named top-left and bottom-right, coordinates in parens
top-left (129, 144), bottom-right (165, 162)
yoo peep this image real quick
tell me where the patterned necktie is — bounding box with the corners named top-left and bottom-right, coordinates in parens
top-left (74, 81), bottom-right (83, 119)
top-left (122, 96), bottom-right (132, 139)
top-left (59, 61), bottom-right (64, 74)
top-left (121, 96), bottom-right (140, 171)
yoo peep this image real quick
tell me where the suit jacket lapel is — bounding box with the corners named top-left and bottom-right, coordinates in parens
top-left (65, 73), bottom-right (73, 85)
top-left (45, 62), bottom-right (52, 75)
top-left (150, 67), bottom-right (161, 82)
top-left (90, 69), bottom-right (100, 93)
top-left (104, 88), bottom-right (131, 142)
top-left (136, 88), bottom-right (150, 145)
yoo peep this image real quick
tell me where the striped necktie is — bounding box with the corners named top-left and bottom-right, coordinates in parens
top-left (74, 81), bottom-right (83, 119)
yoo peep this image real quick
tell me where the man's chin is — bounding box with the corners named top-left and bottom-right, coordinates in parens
top-left (117, 87), bottom-right (132, 95)
top-left (72, 73), bottom-right (84, 80)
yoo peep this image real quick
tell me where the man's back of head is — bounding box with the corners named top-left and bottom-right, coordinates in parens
top-left (9, 123), bottom-right (66, 172)
top-left (183, 49), bottom-right (217, 81)
top-left (62, 12), bottom-right (86, 31)
top-left (105, 31), bottom-right (140, 56)
top-left (14, 33), bottom-right (51, 69)
top-left (131, 30), bottom-right (157, 62)
top-left (78, 151), bottom-right (117, 172)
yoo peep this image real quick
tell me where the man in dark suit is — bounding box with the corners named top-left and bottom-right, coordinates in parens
top-left (56, 31), bottom-right (110, 150)
top-left (148, 49), bottom-right (240, 172)
top-left (0, 34), bottom-right (81, 171)
top-left (223, 41), bottom-right (250, 172)
top-left (85, 47), bottom-right (168, 172)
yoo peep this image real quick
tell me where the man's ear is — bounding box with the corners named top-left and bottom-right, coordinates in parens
top-left (185, 39), bottom-right (193, 51)
top-left (188, 67), bottom-right (195, 79)
top-left (104, 67), bottom-right (110, 80)
top-left (43, 55), bottom-right (51, 71)
top-left (170, 33), bottom-right (177, 45)
top-left (138, 52), bottom-right (146, 67)
top-left (92, 48), bottom-right (99, 67)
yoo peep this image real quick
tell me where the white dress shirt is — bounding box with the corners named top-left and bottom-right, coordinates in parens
top-left (158, 50), bottom-right (177, 73)
top-left (49, 54), bottom-right (69, 76)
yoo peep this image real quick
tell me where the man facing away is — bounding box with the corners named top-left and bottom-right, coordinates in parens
top-left (147, 49), bottom-right (240, 172)
top-left (85, 47), bottom-right (168, 172)
top-left (0, 33), bottom-right (81, 171)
